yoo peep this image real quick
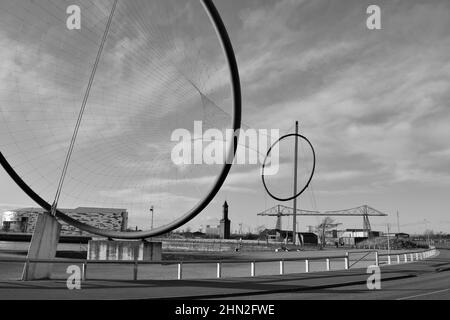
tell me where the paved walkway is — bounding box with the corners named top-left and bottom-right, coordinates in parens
top-left (0, 251), bottom-right (445, 300)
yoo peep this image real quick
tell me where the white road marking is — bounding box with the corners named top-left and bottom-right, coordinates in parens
top-left (397, 288), bottom-right (450, 300)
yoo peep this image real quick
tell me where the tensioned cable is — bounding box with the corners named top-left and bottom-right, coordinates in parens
top-left (50, 0), bottom-right (119, 215)
top-left (0, 0), bottom-right (238, 228)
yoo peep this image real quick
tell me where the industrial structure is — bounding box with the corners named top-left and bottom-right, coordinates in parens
top-left (257, 204), bottom-right (388, 245)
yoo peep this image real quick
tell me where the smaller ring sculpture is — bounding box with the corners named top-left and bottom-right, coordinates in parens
top-left (261, 133), bottom-right (316, 202)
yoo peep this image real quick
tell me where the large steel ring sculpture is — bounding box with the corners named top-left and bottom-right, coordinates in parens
top-left (261, 133), bottom-right (316, 202)
top-left (0, 0), bottom-right (241, 239)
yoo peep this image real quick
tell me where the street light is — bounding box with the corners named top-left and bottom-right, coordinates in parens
top-left (150, 205), bottom-right (154, 230)
top-left (424, 219), bottom-right (430, 247)
top-left (386, 223), bottom-right (391, 254)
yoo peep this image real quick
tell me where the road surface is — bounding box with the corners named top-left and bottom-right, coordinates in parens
top-left (0, 249), bottom-right (447, 300)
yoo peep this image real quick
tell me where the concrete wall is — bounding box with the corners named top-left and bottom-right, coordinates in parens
top-left (23, 212), bottom-right (61, 280)
top-left (159, 238), bottom-right (281, 252)
top-left (87, 240), bottom-right (162, 261)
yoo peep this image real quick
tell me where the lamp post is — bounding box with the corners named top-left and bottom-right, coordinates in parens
top-left (424, 219), bottom-right (430, 247)
top-left (150, 205), bottom-right (154, 230)
top-left (386, 223), bottom-right (391, 254)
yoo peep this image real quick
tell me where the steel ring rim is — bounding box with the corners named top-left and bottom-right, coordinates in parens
top-left (0, 0), bottom-right (241, 239)
top-left (261, 133), bottom-right (316, 202)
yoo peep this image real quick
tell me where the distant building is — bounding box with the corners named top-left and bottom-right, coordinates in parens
top-left (205, 225), bottom-right (220, 236)
top-left (259, 228), bottom-right (279, 242)
top-left (339, 228), bottom-right (382, 246)
top-left (297, 232), bottom-right (318, 245)
top-left (258, 229), bottom-right (318, 245)
top-left (219, 201), bottom-right (231, 239)
top-left (341, 229), bottom-right (381, 238)
top-left (1, 207), bottom-right (128, 236)
top-left (395, 233), bottom-right (410, 239)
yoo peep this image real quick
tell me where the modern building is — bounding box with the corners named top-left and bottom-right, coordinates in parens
top-left (1, 207), bottom-right (128, 236)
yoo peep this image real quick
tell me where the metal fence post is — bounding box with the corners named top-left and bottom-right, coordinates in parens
top-left (387, 255), bottom-right (391, 265)
top-left (415, 253), bottom-right (419, 260)
top-left (305, 259), bottom-right (309, 273)
top-left (375, 251), bottom-right (379, 266)
top-left (133, 261), bottom-right (138, 280)
top-left (23, 259), bottom-right (30, 281)
top-left (177, 263), bottom-right (183, 280)
top-left (216, 262), bottom-right (222, 279)
top-left (344, 252), bottom-right (349, 270)
top-left (410, 253), bottom-right (413, 261)
top-left (326, 258), bottom-right (330, 271)
top-left (279, 260), bottom-right (284, 275)
top-left (404, 254), bottom-right (408, 262)
top-left (82, 263), bottom-right (87, 281)
top-left (251, 262), bottom-right (255, 277)
top-left (397, 255), bottom-right (400, 264)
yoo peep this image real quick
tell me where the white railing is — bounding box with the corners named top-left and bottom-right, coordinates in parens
top-left (1, 248), bottom-right (437, 281)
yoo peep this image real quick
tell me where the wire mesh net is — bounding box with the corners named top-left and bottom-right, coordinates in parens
top-left (0, 0), bottom-right (234, 230)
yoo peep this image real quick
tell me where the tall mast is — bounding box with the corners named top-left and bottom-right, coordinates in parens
top-left (292, 121), bottom-right (299, 244)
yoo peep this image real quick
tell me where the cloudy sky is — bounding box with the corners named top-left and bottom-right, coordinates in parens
top-left (0, 0), bottom-right (449, 234)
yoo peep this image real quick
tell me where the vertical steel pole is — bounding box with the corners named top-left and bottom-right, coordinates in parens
top-left (216, 263), bottom-right (222, 278)
top-left (23, 260), bottom-right (29, 281)
top-left (292, 121), bottom-right (299, 245)
top-left (82, 263), bottom-right (87, 281)
top-left (150, 206), bottom-right (154, 230)
top-left (345, 252), bottom-right (349, 270)
top-left (133, 261), bottom-right (138, 280)
top-left (387, 224), bottom-right (391, 254)
top-left (326, 258), bottom-right (330, 271)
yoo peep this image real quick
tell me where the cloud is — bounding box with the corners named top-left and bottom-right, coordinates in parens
top-left (1, 0), bottom-right (450, 233)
